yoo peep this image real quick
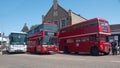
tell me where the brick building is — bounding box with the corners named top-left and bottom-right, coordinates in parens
top-left (42, 0), bottom-right (86, 30)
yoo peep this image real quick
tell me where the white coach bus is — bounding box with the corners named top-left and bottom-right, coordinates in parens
top-left (7, 32), bottom-right (27, 53)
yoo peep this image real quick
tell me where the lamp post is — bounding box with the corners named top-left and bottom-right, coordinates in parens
top-left (0, 32), bottom-right (4, 55)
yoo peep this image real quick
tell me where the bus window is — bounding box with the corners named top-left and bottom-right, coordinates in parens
top-left (75, 39), bottom-right (81, 42)
top-left (99, 21), bottom-right (109, 26)
top-left (10, 36), bottom-right (14, 44)
top-left (66, 39), bottom-right (74, 43)
top-left (37, 37), bottom-right (43, 45)
top-left (90, 35), bottom-right (97, 41)
top-left (99, 35), bottom-right (106, 42)
top-left (49, 37), bottom-right (58, 45)
top-left (90, 21), bottom-right (98, 26)
top-left (81, 37), bottom-right (89, 42)
top-left (99, 21), bottom-right (109, 32)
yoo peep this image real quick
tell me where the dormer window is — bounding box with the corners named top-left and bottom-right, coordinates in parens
top-left (61, 19), bottom-right (66, 28)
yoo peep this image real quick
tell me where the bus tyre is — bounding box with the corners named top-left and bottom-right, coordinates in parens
top-left (90, 47), bottom-right (99, 56)
top-left (104, 52), bottom-right (109, 55)
top-left (64, 46), bottom-right (70, 54)
top-left (34, 47), bottom-right (37, 54)
top-left (104, 50), bottom-right (110, 55)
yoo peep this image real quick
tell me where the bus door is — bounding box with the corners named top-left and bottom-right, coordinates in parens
top-left (30, 40), bottom-right (36, 52)
top-left (36, 37), bottom-right (42, 52)
top-left (75, 39), bottom-right (81, 52)
top-left (66, 39), bottom-right (75, 52)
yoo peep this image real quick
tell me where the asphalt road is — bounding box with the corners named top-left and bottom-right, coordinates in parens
top-left (0, 52), bottom-right (120, 68)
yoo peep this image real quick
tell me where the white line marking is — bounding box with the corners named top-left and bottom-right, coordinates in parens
top-left (111, 61), bottom-right (120, 63)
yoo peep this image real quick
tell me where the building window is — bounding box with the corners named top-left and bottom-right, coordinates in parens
top-left (61, 19), bottom-right (66, 28)
top-left (54, 21), bottom-right (59, 26)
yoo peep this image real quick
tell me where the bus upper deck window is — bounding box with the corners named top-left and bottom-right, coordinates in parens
top-left (99, 21), bottom-right (109, 26)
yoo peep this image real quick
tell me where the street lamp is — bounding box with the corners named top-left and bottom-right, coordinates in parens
top-left (0, 32), bottom-right (4, 55)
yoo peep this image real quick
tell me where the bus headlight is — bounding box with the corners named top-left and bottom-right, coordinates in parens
top-left (55, 47), bottom-right (58, 51)
top-left (100, 45), bottom-right (103, 50)
top-left (10, 45), bottom-right (14, 48)
top-left (43, 47), bottom-right (47, 51)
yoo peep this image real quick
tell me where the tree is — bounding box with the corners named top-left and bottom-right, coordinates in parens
top-left (21, 23), bottom-right (29, 32)
top-left (30, 24), bottom-right (39, 30)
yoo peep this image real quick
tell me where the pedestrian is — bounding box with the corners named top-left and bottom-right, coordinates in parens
top-left (0, 45), bottom-right (3, 55)
top-left (111, 40), bottom-right (118, 55)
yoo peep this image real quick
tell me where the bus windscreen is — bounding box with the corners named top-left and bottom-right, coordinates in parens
top-left (43, 24), bottom-right (58, 31)
top-left (10, 33), bottom-right (27, 45)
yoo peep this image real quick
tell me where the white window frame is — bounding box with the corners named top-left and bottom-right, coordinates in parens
top-left (54, 20), bottom-right (59, 26)
top-left (60, 18), bottom-right (66, 28)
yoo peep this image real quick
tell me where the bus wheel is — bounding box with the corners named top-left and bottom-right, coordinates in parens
top-left (34, 47), bottom-right (37, 54)
top-left (64, 46), bottom-right (70, 54)
top-left (104, 52), bottom-right (109, 55)
top-left (104, 50), bottom-right (110, 55)
top-left (75, 52), bottom-right (79, 54)
top-left (90, 47), bottom-right (99, 56)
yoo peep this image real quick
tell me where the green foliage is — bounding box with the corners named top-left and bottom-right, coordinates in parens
top-left (30, 24), bottom-right (39, 30)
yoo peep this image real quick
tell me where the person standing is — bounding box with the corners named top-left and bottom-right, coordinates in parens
top-left (111, 40), bottom-right (118, 55)
top-left (0, 45), bottom-right (3, 55)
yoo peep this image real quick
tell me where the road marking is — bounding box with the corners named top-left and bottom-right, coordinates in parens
top-left (111, 61), bottom-right (120, 63)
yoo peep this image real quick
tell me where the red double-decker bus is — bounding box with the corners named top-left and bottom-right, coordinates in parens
top-left (59, 18), bottom-right (111, 55)
top-left (27, 22), bottom-right (59, 54)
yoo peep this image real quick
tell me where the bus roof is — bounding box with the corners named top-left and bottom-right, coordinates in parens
top-left (60, 18), bottom-right (108, 30)
top-left (10, 31), bottom-right (27, 34)
top-left (27, 22), bottom-right (57, 32)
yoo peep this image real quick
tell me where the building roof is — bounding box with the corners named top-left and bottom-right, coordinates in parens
top-left (110, 24), bottom-right (120, 32)
top-left (111, 32), bottom-right (120, 35)
top-left (44, 0), bottom-right (86, 20)
top-left (70, 11), bottom-right (87, 20)
top-left (44, 3), bottom-right (68, 18)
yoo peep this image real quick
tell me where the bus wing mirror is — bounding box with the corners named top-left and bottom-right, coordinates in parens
top-left (11, 37), bottom-right (14, 42)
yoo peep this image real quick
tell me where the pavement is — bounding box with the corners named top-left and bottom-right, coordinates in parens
top-left (0, 51), bottom-right (120, 68)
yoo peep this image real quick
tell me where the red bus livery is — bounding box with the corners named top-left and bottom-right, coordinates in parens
top-left (27, 23), bottom-right (59, 54)
top-left (59, 18), bottom-right (111, 56)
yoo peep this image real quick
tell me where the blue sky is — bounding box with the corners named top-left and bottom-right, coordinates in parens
top-left (0, 0), bottom-right (120, 35)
